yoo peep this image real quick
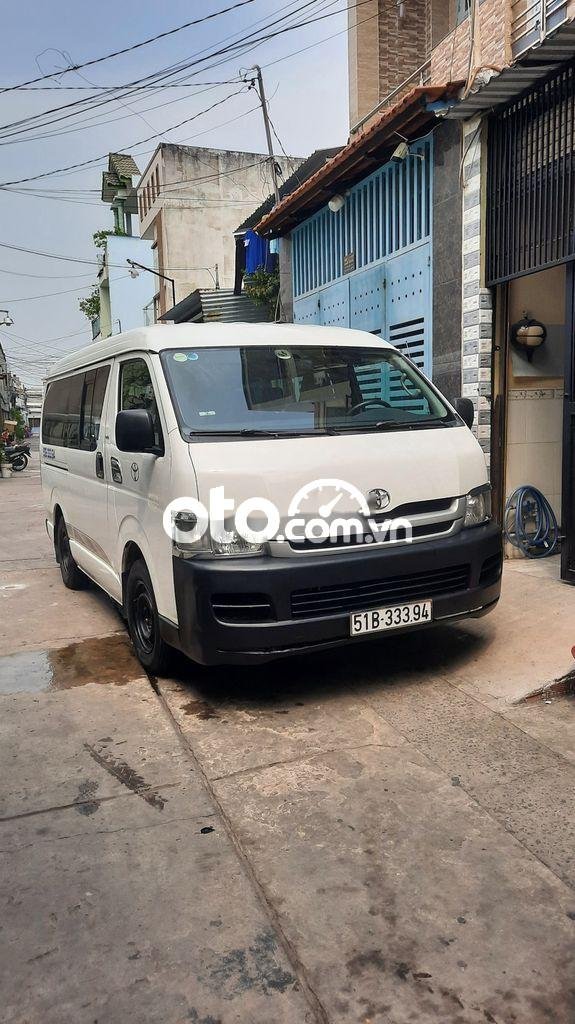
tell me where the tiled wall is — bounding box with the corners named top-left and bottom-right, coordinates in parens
top-left (461, 117), bottom-right (493, 468)
top-left (505, 389), bottom-right (564, 553)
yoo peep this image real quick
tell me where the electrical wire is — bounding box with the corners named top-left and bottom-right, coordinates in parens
top-left (1, 276), bottom-right (130, 303)
top-left (0, 0), bottom-right (368, 150)
top-left (0, 0), bottom-right (328, 140)
top-left (0, 88), bottom-right (248, 185)
top-left (0, 0), bottom-right (258, 95)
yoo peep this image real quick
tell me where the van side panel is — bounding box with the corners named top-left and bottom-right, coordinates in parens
top-left (41, 363), bottom-right (121, 599)
top-left (106, 354), bottom-right (178, 623)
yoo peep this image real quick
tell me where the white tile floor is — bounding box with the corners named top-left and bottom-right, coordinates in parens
top-left (504, 552), bottom-right (562, 581)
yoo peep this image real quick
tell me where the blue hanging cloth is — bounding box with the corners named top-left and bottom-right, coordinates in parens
top-left (245, 229), bottom-right (272, 274)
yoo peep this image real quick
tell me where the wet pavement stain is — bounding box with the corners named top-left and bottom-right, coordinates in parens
top-left (84, 743), bottom-right (167, 811)
top-left (73, 780), bottom-right (101, 816)
top-left (181, 699), bottom-right (219, 720)
top-left (0, 634), bottom-right (142, 694)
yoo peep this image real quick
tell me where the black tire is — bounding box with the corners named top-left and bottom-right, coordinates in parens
top-left (11, 454), bottom-right (27, 472)
top-left (126, 559), bottom-right (171, 675)
top-left (56, 516), bottom-right (85, 590)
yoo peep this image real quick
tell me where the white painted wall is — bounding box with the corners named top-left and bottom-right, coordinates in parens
top-left (105, 236), bottom-right (156, 336)
top-left (505, 266), bottom-right (565, 542)
top-left (138, 145), bottom-right (304, 314)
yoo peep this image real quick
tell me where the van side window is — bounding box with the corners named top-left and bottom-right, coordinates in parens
top-left (42, 373), bottom-right (83, 448)
top-left (80, 365), bottom-right (110, 451)
top-left (120, 359), bottom-right (162, 447)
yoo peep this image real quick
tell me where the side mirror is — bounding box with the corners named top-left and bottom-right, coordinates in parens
top-left (115, 409), bottom-right (157, 453)
top-left (454, 397), bottom-right (475, 430)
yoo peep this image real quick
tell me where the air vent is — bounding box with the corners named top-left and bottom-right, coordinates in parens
top-left (211, 593), bottom-right (275, 624)
top-left (291, 564), bottom-right (470, 619)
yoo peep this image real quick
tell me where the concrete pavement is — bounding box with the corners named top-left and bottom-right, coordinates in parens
top-left (1, 455), bottom-right (574, 1023)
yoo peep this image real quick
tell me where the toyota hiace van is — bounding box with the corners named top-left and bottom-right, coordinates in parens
top-left (41, 324), bottom-right (502, 672)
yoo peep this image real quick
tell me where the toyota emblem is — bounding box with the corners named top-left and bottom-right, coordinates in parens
top-left (130, 462), bottom-right (140, 482)
top-left (367, 488), bottom-right (391, 512)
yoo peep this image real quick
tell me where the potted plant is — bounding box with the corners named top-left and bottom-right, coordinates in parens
top-left (0, 442), bottom-right (11, 479)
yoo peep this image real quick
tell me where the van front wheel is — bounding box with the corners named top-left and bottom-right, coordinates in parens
top-left (56, 516), bottom-right (85, 590)
top-left (126, 559), bottom-right (171, 675)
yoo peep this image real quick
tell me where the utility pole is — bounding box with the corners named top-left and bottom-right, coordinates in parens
top-left (248, 65), bottom-right (281, 206)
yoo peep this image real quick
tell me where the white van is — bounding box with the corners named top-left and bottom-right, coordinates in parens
top-left (41, 324), bottom-right (502, 673)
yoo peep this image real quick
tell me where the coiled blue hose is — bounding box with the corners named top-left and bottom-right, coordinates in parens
top-left (504, 485), bottom-right (559, 559)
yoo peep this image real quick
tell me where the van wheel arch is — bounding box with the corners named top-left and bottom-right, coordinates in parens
top-left (53, 505), bottom-right (64, 562)
top-left (121, 542), bottom-right (145, 610)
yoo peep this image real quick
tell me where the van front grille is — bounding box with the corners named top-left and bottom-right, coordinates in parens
top-left (290, 564), bottom-right (470, 619)
top-left (371, 496), bottom-right (456, 520)
top-left (288, 520), bottom-right (455, 551)
top-left (211, 593), bottom-right (275, 624)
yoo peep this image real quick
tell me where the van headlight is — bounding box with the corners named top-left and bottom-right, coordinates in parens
top-left (209, 531), bottom-right (265, 557)
top-left (464, 485), bottom-right (491, 527)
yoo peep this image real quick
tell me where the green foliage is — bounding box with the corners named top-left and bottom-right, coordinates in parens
top-left (9, 407), bottom-right (25, 440)
top-left (93, 228), bottom-right (125, 249)
top-left (0, 441), bottom-right (8, 464)
top-left (79, 288), bottom-right (100, 322)
top-left (244, 266), bottom-right (280, 318)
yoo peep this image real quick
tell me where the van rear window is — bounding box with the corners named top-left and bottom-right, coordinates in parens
top-left (42, 366), bottom-right (110, 450)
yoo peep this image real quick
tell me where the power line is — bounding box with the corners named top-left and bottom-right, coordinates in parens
top-left (0, 0), bottom-right (325, 140)
top-left (0, 0), bottom-right (258, 95)
top-left (0, 0), bottom-right (362, 150)
top-left (0, 276), bottom-right (130, 303)
top-left (0, 88), bottom-right (248, 185)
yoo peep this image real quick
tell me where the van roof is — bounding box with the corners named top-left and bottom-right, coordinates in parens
top-left (46, 323), bottom-right (393, 379)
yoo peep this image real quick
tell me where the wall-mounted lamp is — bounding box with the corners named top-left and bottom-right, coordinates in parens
top-left (0, 309), bottom-right (14, 327)
top-left (510, 311), bottom-right (546, 363)
top-left (391, 138), bottom-right (425, 164)
top-left (328, 194), bottom-right (346, 214)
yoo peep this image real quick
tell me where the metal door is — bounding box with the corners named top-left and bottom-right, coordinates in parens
top-left (319, 279), bottom-right (350, 328)
top-left (383, 242), bottom-right (432, 375)
top-left (349, 265), bottom-right (385, 334)
top-left (561, 261), bottom-right (575, 582)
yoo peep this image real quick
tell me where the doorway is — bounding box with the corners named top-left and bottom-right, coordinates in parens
top-left (502, 265), bottom-right (566, 579)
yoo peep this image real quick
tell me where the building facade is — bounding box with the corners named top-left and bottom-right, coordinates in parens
top-left (137, 145), bottom-right (303, 318)
top-left (348, 0), bottom-right (574, 132)
top-left (257, 0), bottom-right (575, 583)
top-left (25, 386), bottom-right (42, 437)
top-left (257, 88), bottom-right (464, 403)
top-left (351, 0), bottom-right (575, 585)
top-left (95, 235), bottom-right (156, 341)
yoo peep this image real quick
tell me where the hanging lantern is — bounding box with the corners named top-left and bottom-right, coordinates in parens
top-left (510, 311), bottom-right (547, 363)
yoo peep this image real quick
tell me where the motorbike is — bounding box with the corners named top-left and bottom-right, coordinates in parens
top-left (4, 442), bottom-right (31, 472)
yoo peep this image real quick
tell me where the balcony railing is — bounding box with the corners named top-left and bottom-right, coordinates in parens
top-left (511, 0), bottom-right (568, 57)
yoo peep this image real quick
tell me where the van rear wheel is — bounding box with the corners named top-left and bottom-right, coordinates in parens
top-left (56, 516), bottom-right (85, 590)
top-left (126, 559), bottom-right (171, 675)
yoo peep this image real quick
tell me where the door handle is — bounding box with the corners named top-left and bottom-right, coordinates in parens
top-left (110, 457), bottom-right (123, 484)
top-left (95, 451), bottom-right (104, 479)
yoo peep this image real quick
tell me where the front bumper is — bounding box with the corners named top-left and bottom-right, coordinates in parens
top-left (166, 523), bottom-right (502, 666)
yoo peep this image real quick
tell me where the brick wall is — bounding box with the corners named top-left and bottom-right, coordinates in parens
top-left (378, 0), bottom-right (430, 101)
top-left (348, 0), bottom-right (380, 128)
top-left (431, 0), bottom-right (510, 82)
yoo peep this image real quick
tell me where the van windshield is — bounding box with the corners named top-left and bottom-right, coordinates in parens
top-left (160, 345), bottom-right (456, 437)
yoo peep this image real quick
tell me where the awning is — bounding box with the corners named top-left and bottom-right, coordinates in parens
top-left (446, 20), bottom-right (575, 119)
top-left (255, 83), bottom-right (463, 238)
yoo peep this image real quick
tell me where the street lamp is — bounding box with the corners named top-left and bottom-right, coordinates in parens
top-left (0, 310), bottom-right (14, 327)
top-left (127, 260), bottom-right (176, 310)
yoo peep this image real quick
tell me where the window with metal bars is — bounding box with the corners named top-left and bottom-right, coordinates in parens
top-left (487, 58), bottom-right (575, 285)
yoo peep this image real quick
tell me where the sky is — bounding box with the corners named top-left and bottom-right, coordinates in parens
top-left (0, 0), bottom-right (349, 385)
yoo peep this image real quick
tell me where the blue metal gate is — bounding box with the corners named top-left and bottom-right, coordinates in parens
top-left (292, 137), bottom-right (433, 374)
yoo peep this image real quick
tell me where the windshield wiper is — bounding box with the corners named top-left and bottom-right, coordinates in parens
top-left (329, 417), bottom-right (453, 433)
top-left (186, 428), bottom-right (338, 439)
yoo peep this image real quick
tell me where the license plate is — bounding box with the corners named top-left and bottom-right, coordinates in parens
top-left (350, 601), bottom-right (432, 636)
